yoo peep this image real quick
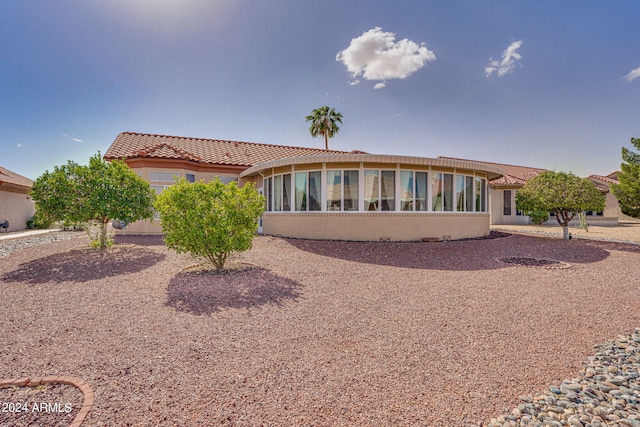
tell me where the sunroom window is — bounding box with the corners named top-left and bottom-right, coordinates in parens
top-left (326, 170), bottom-right (359, 211)
top-left (293, 171), bottom-right (322, 212)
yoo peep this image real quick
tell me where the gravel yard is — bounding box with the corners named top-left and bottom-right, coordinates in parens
top-left (1, 231), bottom-right (639, 426)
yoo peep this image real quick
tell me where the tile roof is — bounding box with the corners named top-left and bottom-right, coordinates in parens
top-left (437, 156), bottom-right (547, 186)
top-left (104, 132), bottom-right (358, 167)
top-left (0, 167), bottom-right (33, 190)
top-left (588, 174), bottom-right (619, 192)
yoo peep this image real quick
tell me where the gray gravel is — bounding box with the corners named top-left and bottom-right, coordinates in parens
top-left (0, 232), bottom-right (639, 426)
top-left (0, 231), bottom-right (85, 258)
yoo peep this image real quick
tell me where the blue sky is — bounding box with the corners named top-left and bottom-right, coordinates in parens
top-left (2, 0), bottom-right (639, 180)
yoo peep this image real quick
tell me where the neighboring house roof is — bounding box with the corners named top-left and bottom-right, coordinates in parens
top-left (437, 156), bottom-right (547, 186)
top-left (104, 132), bottom-right (360, 167)
top-left (606, 170), bottom-right (620, 181)
top-left (0, 167), bottom-right (33, 191)
top-left (588, 173), bottom-right (619, 192)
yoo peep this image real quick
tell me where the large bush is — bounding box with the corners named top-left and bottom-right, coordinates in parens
top-left (516, 171), bottom-right (604, 240)
top-left (154, 178), bottom-right (265, 270)
top-left (30, 153), bottom-right (156, 247)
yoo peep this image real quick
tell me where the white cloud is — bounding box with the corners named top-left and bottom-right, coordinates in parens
top-left (485, 40), bottom-right (524, 77)
top-left (62, 133), bottom-right (69, 137)
top-left (16, 143), bottom-right (23, 148)
top-left (623, 66), bottom-right (640, 83)
top-left (336, 27), bottom-right (436, 88)
top-left (348, 80), bottom-right (360, 86)
top-left (72, 138), bottom-right (85, 143)
top-left (373, 82), bottom-right (386, 89)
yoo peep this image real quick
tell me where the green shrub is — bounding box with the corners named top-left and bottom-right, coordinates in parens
top-left (155, 177), bottom-right (265, 270)
top-left (26, 212), bottom-right (53, 229)
top-left (528, 211), bottom-right (549, 225)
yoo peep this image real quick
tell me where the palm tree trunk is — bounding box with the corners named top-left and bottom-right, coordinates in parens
top-left (324, 133), bottom-right (328, 150)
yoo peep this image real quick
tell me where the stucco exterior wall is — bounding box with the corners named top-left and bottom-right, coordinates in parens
top-left (0, 188), bottom-right (35, 232)
top-left (117, 164), bottom-right (242, 235)
top-left (489, 187), bottom-right (530, 225)
top-left (262, 212), bottom-right (490, 241)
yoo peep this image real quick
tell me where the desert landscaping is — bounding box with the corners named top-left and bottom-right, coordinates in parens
top-left (1, 225), bottom-right (639, 426)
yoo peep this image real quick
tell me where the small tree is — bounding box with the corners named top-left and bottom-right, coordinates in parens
top-left (611, 137), bottom-right (640, 218)
top-left (30, 153), bottom-right (156, 248)
top-left (516, 171), bottom-right (605, 240)
top-left (154, 178), bottom-right (265, 270)
top-left (306, 106), bottom-right (343, 150)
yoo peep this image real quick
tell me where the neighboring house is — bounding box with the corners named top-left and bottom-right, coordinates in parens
top-left (105, 132), bottom-right (504, 240)
top-left (0, 167), bottom-right (35, 232)
top-left (438, 156), bottom-right (621, 226)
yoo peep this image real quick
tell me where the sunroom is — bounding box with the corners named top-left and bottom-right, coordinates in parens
top-left (240, 154), bottom-right (504, 241)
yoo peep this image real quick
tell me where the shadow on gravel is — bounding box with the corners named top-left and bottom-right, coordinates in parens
top-left (1, 245), bottom-right (165, 284)
top-left (114, 235), bottom-right (166, 247)
top-left (166, 267), bottom-right (303, 315)
top-left (285, 233), bottom-right (613, 271)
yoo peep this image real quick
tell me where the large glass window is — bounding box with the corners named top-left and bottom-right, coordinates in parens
top-left (415, 172), bottom-right (427, 211)
top-left (401, 171), bottom-right (414, 211)
top-left (274, 175), bottom-right (282, 211)
top-left (364, 170), bottom-right (379, 211)
top-left (465, 176), bottom-right (474, 212)
top-left (456, 175), bottom-right (475, 212)
top-left (294, 171), bottom-right (321, 211)
top-left (265, 177), bottom-right (272, 211)
top-left (326, 171), bottom-right (341, 211)
top-left (282, 174), bottom-right (291, 211)
top-left (295, 173), bottom-right (307, 211)
top-left (150, 171), bottom-right (179, 182)
top-left (432, 173), bottom-right (443, 211)
top-left (381, 171), bottom-right (395, 211)
top-left (309, 171), bottom-right (321, 211)
top-left (476, 178), bottom-right (487, 212)
top-left (326, 170), bottom-right (359, 211)
top-left (343, 170), bottom-right (359, 211)
top-left (443, 173), bottom-right (453, 211)
top-left (456, 175), bottom-right (465, 212)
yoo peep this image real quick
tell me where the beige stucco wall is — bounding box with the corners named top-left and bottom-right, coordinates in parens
top-left (262, 212), bottom-right (490, 241)
top-left (489, 187), bottom-right (530, 226)
top-left (490, 186), bottom-right (621, 226)
top-left (117, 166), bottom-right (242, 235)
top-left (0, 188), bottom-right (35, 232)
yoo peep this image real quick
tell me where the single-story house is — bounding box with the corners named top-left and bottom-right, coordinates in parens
top-left (104, 132), bottom-right (504, 241)
top-left (0, 167), bottom-right (35, 232)
top-left (438, 157), bottom-right (622, 226)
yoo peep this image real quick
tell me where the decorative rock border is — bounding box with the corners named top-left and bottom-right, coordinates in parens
top-left (0, 376), bottom-right (94, 427)
top-left (496, 256), bottom-right (571, 269)
top-left (486, 329), bottom-right (640, 427)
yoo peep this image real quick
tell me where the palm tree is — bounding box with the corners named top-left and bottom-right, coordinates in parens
top-left (305, 106), bottom-right (343, 150)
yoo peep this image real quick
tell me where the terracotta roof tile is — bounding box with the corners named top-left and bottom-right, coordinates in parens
top-left (0, 167), bottom-right (33, 189)
top-left (437, 156), bottom-right (547, 186)
top-left (104, 132), bottom-right (358, 167)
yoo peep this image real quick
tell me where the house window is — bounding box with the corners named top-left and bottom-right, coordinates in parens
top-left (294, 171), bottom-right (321, 211)
top-left (475, 178), bottom-right (487, 212)
top-left (282, 174), bottom-right (291, 211)
top-left (432, 173), bottom-right (443, 211)
top-left (326, 170), bottom-right (341, 211)
top-left (326, 170), bottom-right (359, 211)
top-left (503, 190), bottom-right (512, 216)
top-left (400, 171), bottom-right (429, 211)
top-left (265, 177), bottom-right (272, 211)
top-left (274, 175), bottom-right (282, 211)
top-left (431, 172), bottom-right (453, 211)
top-left (150, 171), bottom-right (179, 182)
top-left (150, 185), bottom-right (170, 194)
top-left (442, 173), bottom-right (453, 211)
top-left (295, 173), bottom-right (307, 211)
top-left (364, 170), bottom-right (395, 211)
top-left (186, 173), bottom-right (195, 183)
top-left (455, 175), bottom-right (475, 212)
